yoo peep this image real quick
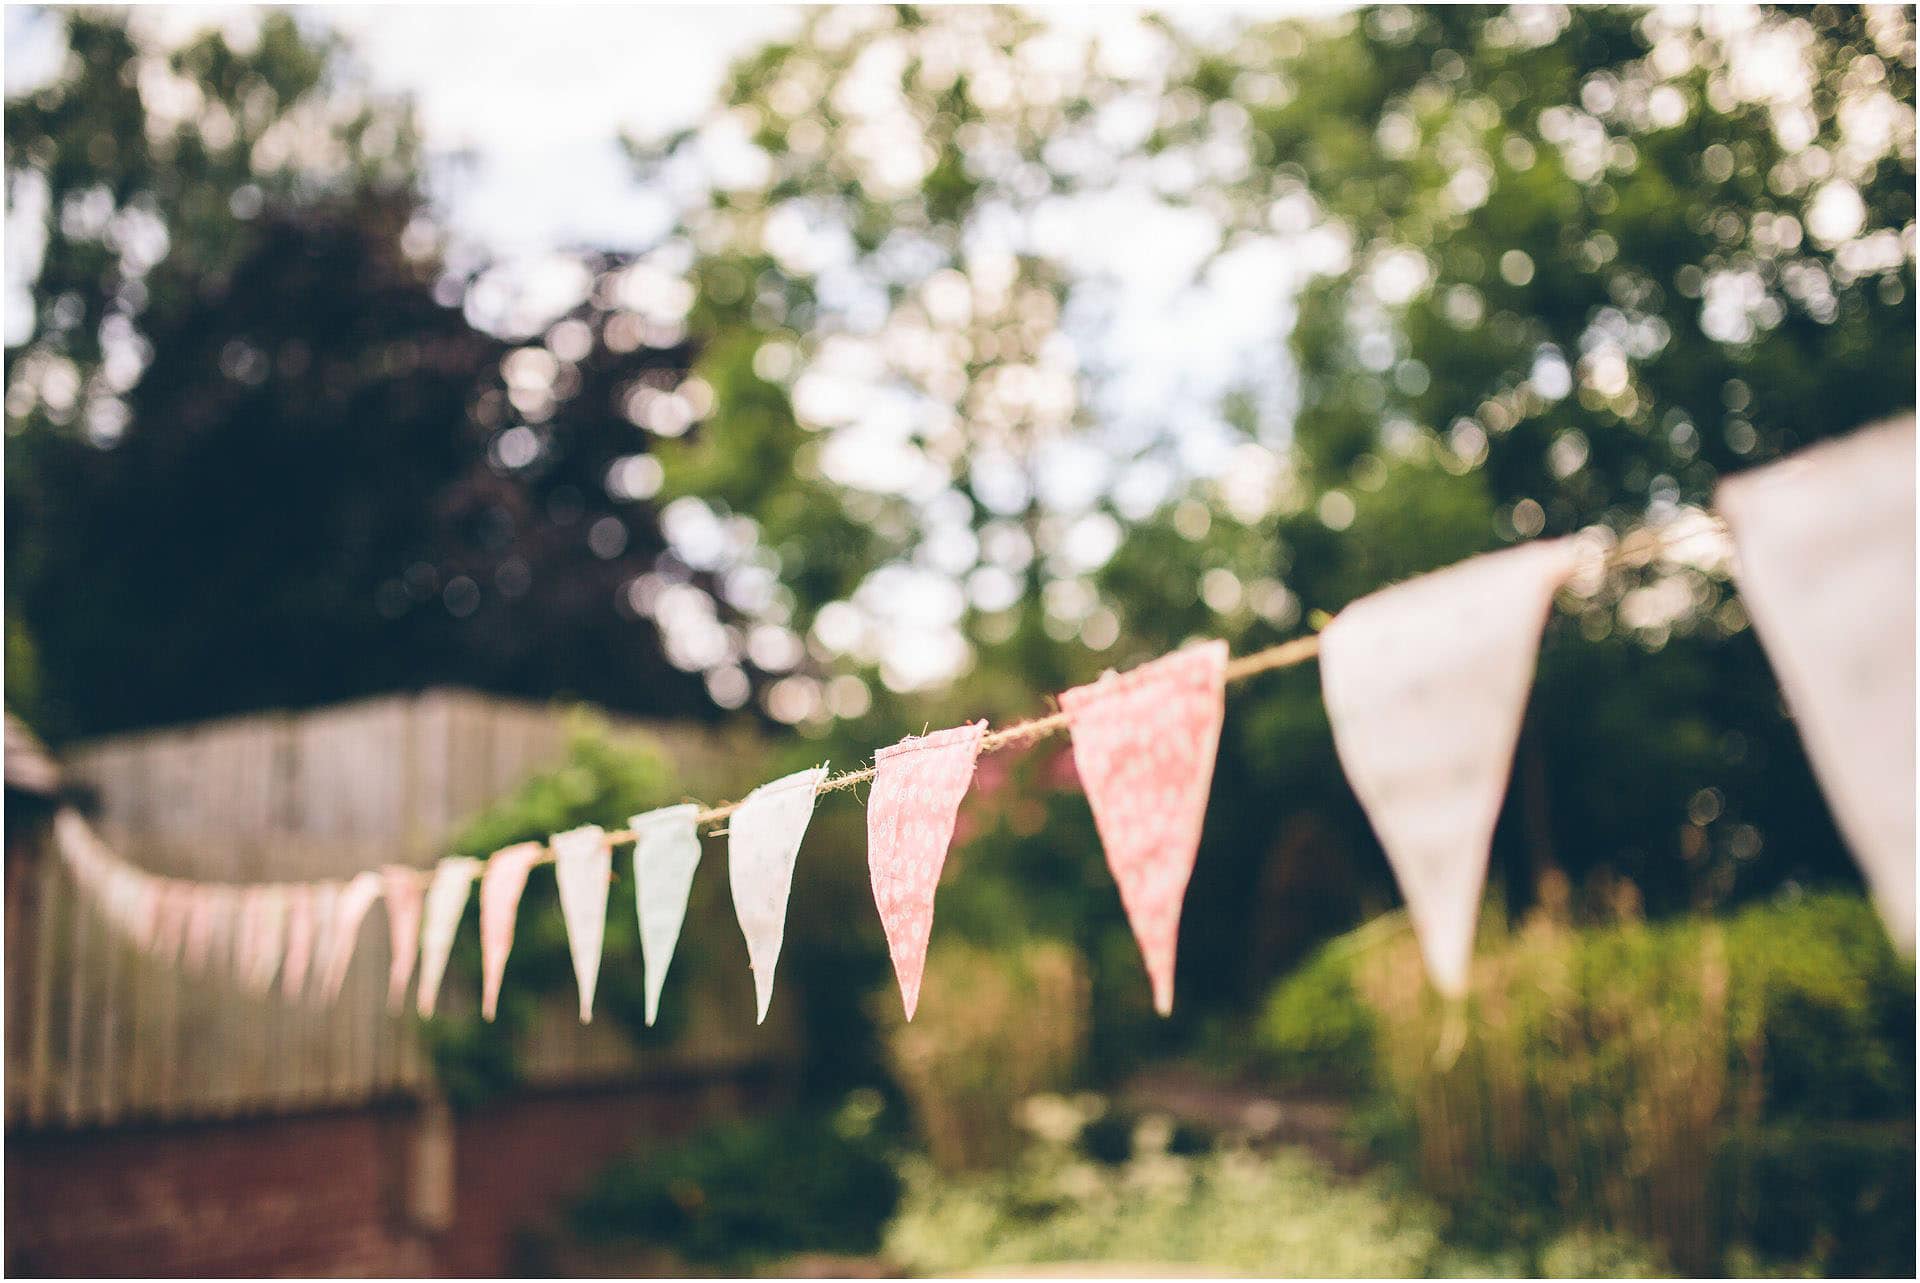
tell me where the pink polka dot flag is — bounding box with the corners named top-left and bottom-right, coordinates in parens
top-left (1062, 639), bottom-right (1228, 1016)
top-left (867, 720), bottom-right (987, 1020)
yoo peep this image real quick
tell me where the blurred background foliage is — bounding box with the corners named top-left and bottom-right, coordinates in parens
top-left (6, 4), bottom-right (1914, 1276)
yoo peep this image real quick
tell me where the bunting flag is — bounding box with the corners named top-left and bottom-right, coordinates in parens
top-left (183, 885), bottom-right (232, 975)
top-left (305, 882), bottom-right (342, 1003)
top-left (154, 882), bottom-right (192, 964)
top-left (631, 804), bottom-right (703, 1026)
top-left (1063, 641), bottom-right (1228, 1016)
top-left (729, 765), bottom-right (827, 1024)
top-left (318, 871), bottom-right (383, 1001)
top-left (1319, 538), bottom-right (1584, 998)
top-left (867, 722), bottom-right (986, 1020)
top-left (417, 856), bottom-right (482, 1019)
top-left (553, 825), bottom-right (613, 1023)
top-left (479, 842), bottom-right (544, 1021)
top-left (1717, 417), bottom-right (1917, 951)
top-left (280, 884), bottom-right (318, 1000)
top-left (380, 865), bottom-right (427, 1011)
top-left (39, 415), bottom-right (1919, 1024)
top-left (239, 885), bottom-right (288, 993)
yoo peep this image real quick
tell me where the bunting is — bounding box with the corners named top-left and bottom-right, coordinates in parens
top-left (868, 722), bottom-right (986, 1020)
top-left (320, 870), bottom-right (384, 1001)
top-left (1320, 538), bottom-right (1583, 998)
top-left (479, 842), bottom-right (543, 1021)
top-left (553, 825), bottom-right (613, 1022)
top-left (1062, 641), bottom-right (1228, 1016)
top-left (41, 418), bottom-right (1917, 1021)
top-left (1717, 417), bottom-right (1917, 951)
top-left (417, 856), bottom-right (482, 1019)
top-left (280, 884), bottom-right (317, 1000)
top-left (729, 766), bottom-right (826, 1024)
top-left (381, 865), bottom-right (427, 1011)
top-left (631, 804), bottom-right (702, 1027)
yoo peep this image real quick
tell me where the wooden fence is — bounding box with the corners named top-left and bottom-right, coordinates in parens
top-left (5, 689), bottom-right (781, 1130)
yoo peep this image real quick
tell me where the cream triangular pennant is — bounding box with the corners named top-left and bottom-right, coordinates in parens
top-left (380, 865), bottom-right (427, 1011)
top-left (553, 825), bottom-right (613, 1023)
top-left (479, 842), bottom-right (544, 1021)
top-left (729, 765), bottom-right (827, 1024)
top-left (417, 856), bottom-right (482, 1019)
top-left (631, 804), bottom-right (703, 1027)
top-left (318, 870), bottom-right (383, 1002)
top-left (1717, 417), bottom-right (1917, 951)
top-left (1320, 538), bottom-right (1582, 998)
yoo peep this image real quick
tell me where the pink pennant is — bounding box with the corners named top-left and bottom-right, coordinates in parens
top-left (153, 882), bottom-right (193, 963)
top-left (1062, 640), bottom-right (1228, 1016)
top-left (183, 885), bottom-right (232, 975)
top-left (867, 721), bottom-right (986, 1020)
top-left (319, 871), bottom-right (383, 1001)
top-left (479, 842), bottom-right (544, 1021)
top-left (281, 885), bottom-right (318, 999)
top-left (381, 865), bottom-right (427, 1011)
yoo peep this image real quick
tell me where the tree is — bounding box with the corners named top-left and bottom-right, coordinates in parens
top-left (5, 10), bottom-right (712, 737)
top-left (624, 5), bottom-right (1914, 1034)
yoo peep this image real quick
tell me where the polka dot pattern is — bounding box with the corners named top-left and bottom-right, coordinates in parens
top-left (867, 721), bottom-right (987, 1021)
top-left (1062, 640), bottom-right (1228, 1016)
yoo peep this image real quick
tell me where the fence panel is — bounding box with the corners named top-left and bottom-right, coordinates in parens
top-left (9, 690), bottom-right (772, 1130)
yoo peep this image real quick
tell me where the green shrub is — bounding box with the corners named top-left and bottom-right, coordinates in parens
top-left (1253, 913), bottom-right (1390, 1087)
top-left (877, 939), bottom-right (1089, 1171)
top-left (1252, 891), bottom-right (1915, 1275)
top-left (571, 1094), bottom-right (903, 1268)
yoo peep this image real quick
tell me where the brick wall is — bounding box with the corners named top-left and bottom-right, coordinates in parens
top-left (5, 1070), bottom-right (782, 1278)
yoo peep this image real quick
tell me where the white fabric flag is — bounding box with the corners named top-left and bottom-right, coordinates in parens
top-left (1320, 538), bottom-right (1584, 998)
top-left (416, 856), bottom-right (482, 1019)
top-left (319, 870), bottom-right (383, 1001)
top-left (631, 804), bottom-right (703, 1027)
top-left (1717, 417), bottom-right (1917, 952)
top-left (553, 825), bottom-right (613, 1023)
top-left (380, 866), bottom-right (427, 1011)
top-left (241, 885), bottom-right (288, 993)
top-left (729, 765), bottom-right (827, 1024)
top-left (298, 882), bottom-right (341, 1002)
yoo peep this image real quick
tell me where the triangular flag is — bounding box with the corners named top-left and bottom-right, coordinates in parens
top-left (417, 856), bottom-right (482, 1019)
top-left (281, 884), bottom-right (318, 1000)
top-left (159, 882), bottom-right (197, 962)
top-left (631, 804), bottom-right (702, 1026)
top-left (183, 885), bottom-right (234, 976)
top-left (479, 842), bottom-right (544, 1021)
top-left (304, 882), bottom-right (342, 1003)
top-left (867, 722), bottom-right (986, 1020)
top-left (553, 825), bottom-right (613, 1023)
top-left (318, 870), bottom-right (384, 1002)
top-left (240, 886), bottom-right (288, 993)
top-left (380, 866), bottom-right (427, 1011)
top-left (729, 765), bottom-right (827, 1024)
top-left (1717, 418), bottom-right (1917, 951)
top-left (1320, 537), bottom-right (1583, 998)
top-left (1063, 641), bottom-right (1228, 1016)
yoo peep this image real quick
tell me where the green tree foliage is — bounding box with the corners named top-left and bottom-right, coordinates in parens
top-left (5, 11), bottom-right (711, 737)
top-left (623, 6), bottom-right (1915, 1042)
